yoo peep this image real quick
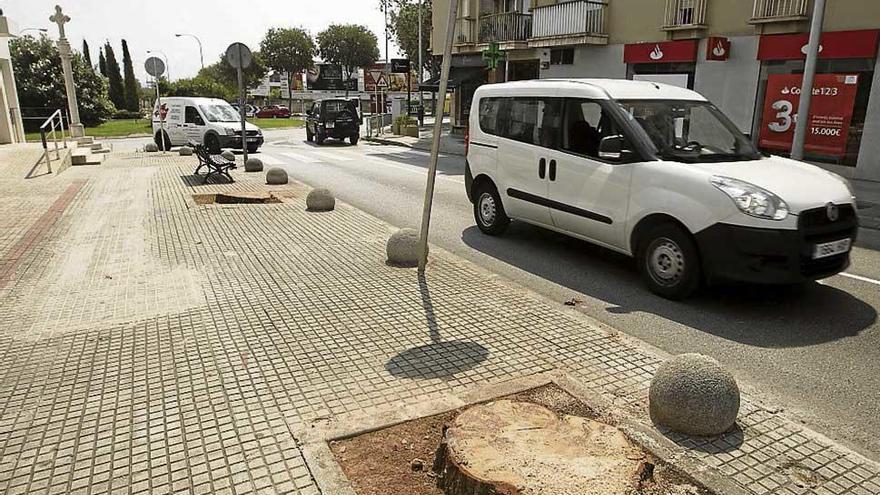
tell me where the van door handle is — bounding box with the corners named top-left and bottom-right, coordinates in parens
top-left (538, 158), bottom-right (546, 179)
top-left (549, 160), bottom-right (557, 181)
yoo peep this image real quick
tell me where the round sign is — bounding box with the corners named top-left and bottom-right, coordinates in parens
top-left (144, 57), bottom-right (166, 78)
top-left (225, 42), bottom-right (253, 70)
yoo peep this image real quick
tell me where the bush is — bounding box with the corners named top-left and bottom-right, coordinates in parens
top-left (394, 115), bottom-right (417, 127)
top-left (113, 110), bottom-right (143, 120)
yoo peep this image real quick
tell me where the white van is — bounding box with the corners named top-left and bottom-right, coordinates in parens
top-left (465, 79), bottom-right (858, 299)
top-left (152, 97), bottom-right (264, 153)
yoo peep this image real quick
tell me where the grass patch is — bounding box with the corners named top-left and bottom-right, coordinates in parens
top-left (25, 117), bottom-right (303, 142)
top-left (248, 118), bottom-right (304, 129)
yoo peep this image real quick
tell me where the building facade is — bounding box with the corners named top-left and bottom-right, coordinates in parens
top-left (432, 0), bottom-right (880, 180)
top-left (0, 12), bottom-right (25, 145)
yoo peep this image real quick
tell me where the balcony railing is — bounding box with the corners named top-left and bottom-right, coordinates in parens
top-left (663, 0), bottom-right (707, 29)
top-left (454, 17), bottom-right (478, 45)
top-left (751, 0), bottom-right (809, 22)
top-left (531, 0), bottom-right (608, 40)
top-left (479, 12), bottom-right (532, 43)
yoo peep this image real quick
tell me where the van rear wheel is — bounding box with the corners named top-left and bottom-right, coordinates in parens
top-left (638, 223), bottom-right (701, 300)
top-left (474, 184), bottom-right (509, 236)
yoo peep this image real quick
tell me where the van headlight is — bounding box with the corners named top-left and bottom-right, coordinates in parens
top-left (710, 176), bottom-right (789, 220)
top-left (225, 128), bottom-right (236, 136)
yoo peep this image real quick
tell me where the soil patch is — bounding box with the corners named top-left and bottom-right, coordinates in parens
top-left (330, 384), bottom-right (711, 495)
top-left (192, 192), bottom-right (282, 205)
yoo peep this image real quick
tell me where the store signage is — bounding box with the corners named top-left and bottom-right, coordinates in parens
top-left (390, 58), bottom-right (411, 74)
top-left (757, 29), bottom-right (880, 60)
top-left (306, 64), bottom-right (357, 91)
top-left (624, 40), bottom-right (698, 64)
top-left (759, 73), bottom-right (859, 158)
top-left (706, 37), bottom-right (730, 61)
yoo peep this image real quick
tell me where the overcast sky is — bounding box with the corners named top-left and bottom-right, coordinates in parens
top-left (3, 0), bottom-right (400, 82)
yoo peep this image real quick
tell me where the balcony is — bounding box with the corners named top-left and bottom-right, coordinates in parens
top-left (662, 0), bottom-right (707, 31)
top-left (453, 17), bottom-right (478, 53)
top-left (529, 0), bottom-right (609, 48)
top-left (479, 11), bottom-right (532, 48)
top-left (751, 0), bottom-right (809, 23)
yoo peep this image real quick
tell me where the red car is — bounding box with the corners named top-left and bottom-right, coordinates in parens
top-left (255, 105), bottom-right (291, 118)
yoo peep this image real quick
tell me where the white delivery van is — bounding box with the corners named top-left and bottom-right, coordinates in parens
top-left (465, 79), bottom-right (858, 299)
top-left (152, 97), bottom-right (264, 153)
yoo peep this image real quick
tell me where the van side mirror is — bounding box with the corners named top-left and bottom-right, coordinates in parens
top-left (598, 135), bottom-right (633, 161)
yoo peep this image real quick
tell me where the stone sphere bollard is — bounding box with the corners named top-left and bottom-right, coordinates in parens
top-left (178, 146), bottom-right (193, 156)
top-left (245, 157), bottom-right (264, 172)
top-left (144, 142), bottom-right (159, 153)
top-left (386, 228), bottom-right (424, 267)
top-left (306, 188), bottom-right (335, 212)
top-left (221, 150), bottom-right (236, 162)
top-left (266, 167), bottom-right (289, 185)
top-left (649, 353), bottom-right (740, 436)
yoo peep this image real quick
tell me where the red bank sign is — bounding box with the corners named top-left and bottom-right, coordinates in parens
top-left (757, 29), bottom-right (880, 60)
top-left (759, 74), bottom-right (859, 158)
top-left (624, 40), bottom-right (698, 64)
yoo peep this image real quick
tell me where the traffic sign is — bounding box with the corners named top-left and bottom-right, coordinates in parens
top-left (370, 71), bottom-right (388, 88)
top-left (225, 42), bottom-right (253, 69)
top-left (390, 58), bottom-right (411, 74)
top-left (144, 57), bottom-right (165, 78)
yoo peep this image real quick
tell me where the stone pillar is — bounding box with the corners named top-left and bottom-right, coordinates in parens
top-left (50, 5), bottom-right (84, 138)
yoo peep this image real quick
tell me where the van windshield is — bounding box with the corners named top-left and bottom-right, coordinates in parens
top-left (199, 104), bottom-right (240, 123)
top-left (617, 100), bottom-right (761, 163)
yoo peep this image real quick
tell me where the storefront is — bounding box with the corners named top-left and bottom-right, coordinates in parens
top-left (751, 29), bottom-right (880, 170)
top-left (623, 40), bottom-right (699, 90)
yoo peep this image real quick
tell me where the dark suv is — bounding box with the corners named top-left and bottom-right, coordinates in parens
top-left (306, 99), bottom-right (361, 145)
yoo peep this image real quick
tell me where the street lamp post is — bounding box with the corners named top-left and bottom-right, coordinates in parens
top-left (175, 33), bottom-right (204, 70)
top-left (418, 0), bottom-right (424, 125)
top-left (147, 50), bottom-right (170, 80)
top-left (19, 28), bottom-right (48, 35)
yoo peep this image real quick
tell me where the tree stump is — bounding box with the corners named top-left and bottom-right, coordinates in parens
top-left (433, 400), bottom-right (645, 495)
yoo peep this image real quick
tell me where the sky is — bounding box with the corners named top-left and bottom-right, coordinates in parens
top-left (3, 0), bottom-right (401, 82)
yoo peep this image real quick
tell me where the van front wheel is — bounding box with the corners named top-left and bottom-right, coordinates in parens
top-left (638, 223), bottom-right (701, 300)
top-left (474, 185), bottom-right (509, 236)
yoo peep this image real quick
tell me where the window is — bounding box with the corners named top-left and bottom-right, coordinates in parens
top-left (550, 48), bottom-right (574, 65)
top-left (185, 106), bottom-right (204, 126)
top-left (562, 99), bottom-right (630, 161)
top-left (478, 98), bottom-right (503, 135)
top-left (506, 97), bottom-right (562, 147)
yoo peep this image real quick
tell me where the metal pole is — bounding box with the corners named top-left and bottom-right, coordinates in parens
top-left (418, 0), bottom-right (425, 124)
top-left (238, 62), bottom-right (248, 163)
top-left (156, 76), bottom-right (165, 153)
top-left (791, 0), bottom-right (826, 161)
top-left (385, 0), bottom-right (390, 126)
top-left (417, 0), bottom-right (459, 272)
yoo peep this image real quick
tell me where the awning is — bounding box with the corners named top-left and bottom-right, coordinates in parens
top-left (419, 67), bottom-right (488, 92)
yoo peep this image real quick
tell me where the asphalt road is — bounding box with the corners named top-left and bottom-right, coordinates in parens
top-left (115, 129), bottom-right (880, 459)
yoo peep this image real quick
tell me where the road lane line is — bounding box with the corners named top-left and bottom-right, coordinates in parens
top-left (362, 156), bottom-right (464, 184)
top-left (281, 152), bottom-right (322, 163)
top-left (838, 272), bottom-right (880, 286)
top-left (259, 154), bottom-right (285, 166)
top-left (310, 151), bottom-right (354, 162)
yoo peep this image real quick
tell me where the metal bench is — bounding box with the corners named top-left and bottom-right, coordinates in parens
top-left (190, 141), bottom-right (236, 184)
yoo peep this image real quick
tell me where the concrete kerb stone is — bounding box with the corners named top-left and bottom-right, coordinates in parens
top-left (245, 157), bottom-right (264, 172)
top-left (266, 167), bottom-right (288, 185)
top-left (386, 228), bottom-right (422, 267)
top-left (306, 188), bottom-right (335, 212)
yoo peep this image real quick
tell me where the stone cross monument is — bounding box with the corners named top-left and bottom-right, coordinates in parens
top-left (50, 5), bottom-right (84, 138)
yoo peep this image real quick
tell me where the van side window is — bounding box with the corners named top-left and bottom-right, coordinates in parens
top-left (505, 97), bottom-right (561, 148)
top-left (478, 98), bottom-right (502, 136)
top-left (562, 99), bottom-right (630, 162)
top-left (185, 106), bottom-right (204, 126)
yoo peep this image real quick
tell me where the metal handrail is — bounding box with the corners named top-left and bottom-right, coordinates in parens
top-left (38, 109), bottom-right (67, 174)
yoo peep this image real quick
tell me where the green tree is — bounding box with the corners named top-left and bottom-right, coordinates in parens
top-left (166, 75), bottom-right (235, 101)
top-left (98, 48), bottom-right (106, 76)
top-left (121, 40), bottom-right (140, 112)
top-left (201, 51), bottom-right (267, 90)
top-left (10, 35), bottom-right (114, 129)
top-left (104, 42), bottom-right (125, 110)
top-left (82, 40), bottom-right (93, 71)
top-left (316, 24), bottom-right (380, 95)
top-left (260, 27), bottom-right (315, 109)
top-left (387, 0), bottom-right (433, 77)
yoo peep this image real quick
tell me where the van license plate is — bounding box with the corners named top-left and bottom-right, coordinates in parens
top-left (813, 238), bottom-right (851, 259)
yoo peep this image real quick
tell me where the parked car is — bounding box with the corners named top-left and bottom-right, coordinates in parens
top-left (152, 97), bottom-right (264, 153)
top-left (306, 99), bottom-right (361, 145)
top-left (230, 103), bottom-right (258, 118)
top-left (465, 79), bottom-right (857, 299)
top-left (255, 105), bottom-right (291, 119)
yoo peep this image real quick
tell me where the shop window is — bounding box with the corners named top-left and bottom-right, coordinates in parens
top-left (550, 48), bottom-right (575, 65)
top-left (627, 62), bottom-right (695, 90)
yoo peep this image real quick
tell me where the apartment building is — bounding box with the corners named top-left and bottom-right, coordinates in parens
top-left (432, 0), bottom-right (880, 180)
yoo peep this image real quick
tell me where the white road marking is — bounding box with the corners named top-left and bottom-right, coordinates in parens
top-left (259, 154), bottom-right (285, 166)
top-left (281, 152), bottom-right (322, 163)
top-left (362, 156), bottom-right (464, 184)
top-left (838, 272), bottom-right (880, 286)
top-left (310, 151), bottom-right (354, 162)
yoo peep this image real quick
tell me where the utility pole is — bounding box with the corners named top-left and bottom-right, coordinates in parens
top-left (175, 33), bottom-right (204, 70)
top-left (791, 0), bottom-right (826, 160)
top-left (384, 0), bottom-right (390, 120)
top-left (418, 0), bottom-right (425, 125)
top-left (417, 0), bottom-right (458, 272)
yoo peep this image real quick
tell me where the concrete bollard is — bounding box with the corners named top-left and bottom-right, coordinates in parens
top-left (649, 353), bottom-right (740, 436)
top-left (306, 189), bottom-right (335, 212)
top-left (178, 146), bottom-right (193, 156)
top-left (245, 157), bottom-right (264, 172)
top-left (221, 150), bottom-right (236, 162)
top-left (144, 143), bottom-right (159, 153)
top-left (386, 228), bottom-right (424, 268)
top-left (266, 167), bottom-right (288, 185)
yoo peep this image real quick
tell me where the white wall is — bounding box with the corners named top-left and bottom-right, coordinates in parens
top-left (539, 44), bottom-right (627, 80)
top-left (694, 36), bottom-right (761, 134)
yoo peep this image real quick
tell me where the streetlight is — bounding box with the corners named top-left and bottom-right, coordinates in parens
top-left (147, 50), bottom-right (170, 80)
top-left (19, 28), bottom-right (48, 35)
top-left (175, 33), bottom-right (204, 70)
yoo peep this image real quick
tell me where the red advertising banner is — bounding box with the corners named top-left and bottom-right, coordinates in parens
top-left (623, 40), bottom-right (698, 64)
top-left (759, 73), bottom-right (859, 157)
top-left (757, 29), bottom-right (880, 61)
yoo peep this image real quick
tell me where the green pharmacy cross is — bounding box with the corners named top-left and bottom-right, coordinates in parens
top-left (482, 42), bottom-right (505, 70)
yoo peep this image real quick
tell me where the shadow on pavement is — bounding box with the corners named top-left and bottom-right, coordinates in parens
top-left (659, 424), bottom-right (746, 454)
top-left (461, 223), bottom-right (877, 349)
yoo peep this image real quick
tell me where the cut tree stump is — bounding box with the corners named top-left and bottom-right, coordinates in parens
top-left (433, 400), bottom-right (647, 495)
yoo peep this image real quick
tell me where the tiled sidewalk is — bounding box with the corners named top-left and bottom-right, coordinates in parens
top-left (0, 149), bottom-right (878, 494)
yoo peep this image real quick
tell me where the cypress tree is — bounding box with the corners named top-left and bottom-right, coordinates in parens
top-left (82, 40), bottom-right (93, 70)
top-left (104, 42), bottom-right (125, 110)
top-left (98, 48), bottom-right (107, 76)
top-left (121, 40), bottom-right (140, 111)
